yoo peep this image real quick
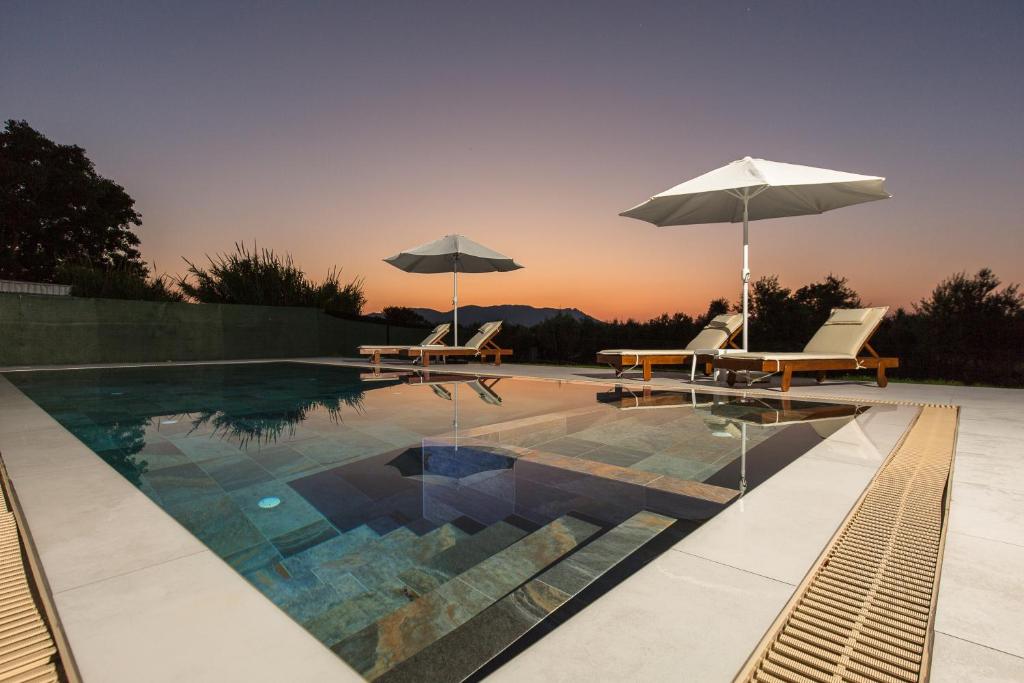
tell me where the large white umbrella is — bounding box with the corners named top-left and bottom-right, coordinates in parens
top-left (384, 234), bottom-right (523, 345)
top-left (620, 157), bottom-right (890, 350)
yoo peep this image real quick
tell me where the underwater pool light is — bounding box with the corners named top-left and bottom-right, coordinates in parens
top-left (258, 496), bottom-right (281, 509)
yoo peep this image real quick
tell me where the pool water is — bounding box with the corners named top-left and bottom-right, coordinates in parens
top-left (7, 362), bottom-right (869, 681)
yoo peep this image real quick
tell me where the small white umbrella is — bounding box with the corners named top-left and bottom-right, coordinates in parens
top-left (620, 157), bottom-right (890, 350)
top-left (384, 234), bottom-right (523, 345)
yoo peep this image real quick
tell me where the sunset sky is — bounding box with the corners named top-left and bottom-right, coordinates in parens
top-left (3, 1), bottom-right (1021, 320)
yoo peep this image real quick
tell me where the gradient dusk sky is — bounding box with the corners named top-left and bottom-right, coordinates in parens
top-left (3, 1), bottom-right (1021, 320)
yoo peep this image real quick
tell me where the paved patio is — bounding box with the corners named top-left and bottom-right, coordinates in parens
top-left (0, 357), bottom-right (1020, 681)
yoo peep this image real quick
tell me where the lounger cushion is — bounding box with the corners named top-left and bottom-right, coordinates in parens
top-left (598, 349), bottom-right (694, 357)
top-left (802, 306), bottom-right (888, 356)
top-left (408, 321), bottom-right (504, 354)
top-left (826, 308), bottom-right (870, 324)
top-left (684, 313), bottom-right (744, 351)
top-left (359, 323), bottom-right (450, 353)
top-left (722, 352), bottom-right (858, 361)
top-left (463, 321), bottom-right (503, 350)
top-left (598, 313), bottom-right (743, 358)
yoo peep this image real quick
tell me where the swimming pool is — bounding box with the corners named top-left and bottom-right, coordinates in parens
top-left (6, 362), bottom-right (870, 681)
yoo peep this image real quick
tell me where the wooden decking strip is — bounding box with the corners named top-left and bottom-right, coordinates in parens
top-left (0, 467), bottom-right (64, 683)
top-left (734, 405), bottom-right (958, 683)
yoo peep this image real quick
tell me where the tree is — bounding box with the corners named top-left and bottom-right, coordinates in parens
top-left (0, 120), bottom-right (144, 281)
top-left (792, 274), bottom-right (863, 340)
top-left (696, 297), bottom-right (732, 327)
top-left (794, 274), bottom-right (862, 318)
top-left (381, 306), bottom-right (430, 327)
top-left (749, 275), bottom-right (801, 349)
top-left (916, 268), bottom-right (1021, 320)
top-left (906, 268), bottom-right (1024, 384)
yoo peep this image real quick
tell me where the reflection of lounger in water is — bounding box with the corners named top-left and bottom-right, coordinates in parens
top-left (406, 374), bottom-right (504, 406)
top-left (696, 398), bottom-right (874, 494)
top-left (595, 386), bottom-right (719, 411)
top-left (467, 378), bottom-right (502, 405)
top-left (429, 384), bottom-right (453, 401)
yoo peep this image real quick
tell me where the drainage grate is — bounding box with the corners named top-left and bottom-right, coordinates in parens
top-left (735, 405), bottom-right (958, 683)
top-left (0, 469), bottom-right (63, 682)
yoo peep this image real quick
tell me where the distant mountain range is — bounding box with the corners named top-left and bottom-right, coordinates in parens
top-left (409, 305), bottom-right (596, 327)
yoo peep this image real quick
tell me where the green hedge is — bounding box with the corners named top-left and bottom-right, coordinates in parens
top-left (0, 294), bottom-right (424, 366)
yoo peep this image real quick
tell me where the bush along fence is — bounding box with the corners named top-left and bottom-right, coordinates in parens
top-left (0, 294), bottom-right (426, 366)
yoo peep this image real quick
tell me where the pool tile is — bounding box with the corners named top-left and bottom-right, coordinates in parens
top-left (169, 434), bottom-right (243, 462)
top-left (248, 444), bottom-right (321, 479)
top-left (136, 438), bottom-right (191, 470)
top-left (582, 444), bottom-right (652, 467)
top-left (458, 516), bottom-right (600, 600)
top-left (244, 559), bottom-right (346, 623)
top-left (288, 472), bottom-right (374, 523)
top-left (378, 580), bottom-right (570, 683)
top-left (429, 521), bottom-right (528, 576)
top-left (534, 436), bottom-right (603, 458)
top-left (144, 462), bottom-right (221, 506)
top-left (228, 481), bottom-right (325, 539)
top-left (304, 598), bottom-right (376, 646)
top-left (334, 578), bottom-right (494, 678)
top-left (271, 519), bottom-right (340, 557)
top-left (165, 494), bottom-right (265, 557)
top-left (201, 454), bottom-right (274, 491)
top-left (224, 542), bottom-right (283, 574)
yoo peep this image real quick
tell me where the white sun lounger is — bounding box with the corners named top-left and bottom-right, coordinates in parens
top-left (405, 321), bottom-right (512, 367)
top-left (596, 313), bottom-right (744, 381)
top-left (358, 323), bottom-right (450, 364)
top-left (715, 307), bottom-right (899, 392)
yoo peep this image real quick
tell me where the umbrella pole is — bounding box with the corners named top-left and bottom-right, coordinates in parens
top-left (452, 265), bottom-right (459, 346)
top-left (741, 194), bottom-right (750, 351)
top-left (740, 422), bottom-right (748, 497)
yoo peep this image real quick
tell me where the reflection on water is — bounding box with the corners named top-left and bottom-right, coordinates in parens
top-left (8, 363), bottom-right (373, 483)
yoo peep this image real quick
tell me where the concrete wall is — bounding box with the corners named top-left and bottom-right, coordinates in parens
top-left (0, 294), bottom-right (426, 366)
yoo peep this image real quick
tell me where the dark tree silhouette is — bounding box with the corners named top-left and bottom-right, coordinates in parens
top-left (901, 268), bottom-right (1024, 384)
top-left (381, 306), bottom-right (430, 327)
top-left (0, 120), bottom-right (144, 281)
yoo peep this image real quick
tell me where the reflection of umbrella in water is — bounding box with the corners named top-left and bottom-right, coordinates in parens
top-left (385, 445), bottom-right (514, 479)
top-left (386, 447), bottom-right (429, 478)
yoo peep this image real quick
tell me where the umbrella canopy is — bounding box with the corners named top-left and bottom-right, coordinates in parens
top-left (384, 234), bottom-right (523, 344)
top-left (620, 157), bottom-right (890, 350)
top-left (384, 234), bottom-right (522, 273)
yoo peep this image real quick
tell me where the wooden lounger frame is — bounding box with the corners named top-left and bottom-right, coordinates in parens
top-left (716, 325), bottom-right (899, 392)
top-left (361, 347), bottom-right (413, 365)
top-left (405, 337), bottom-right (512, 367)
top-left (596, 326), bottom-right (742, 382)
top-left (359, 325), bottom-right (451, 365)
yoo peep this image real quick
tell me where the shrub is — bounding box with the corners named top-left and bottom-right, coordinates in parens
top-left (55, 260), bottom-right (183, 302)
top-left (177, 243), bottom-right (365, 315)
